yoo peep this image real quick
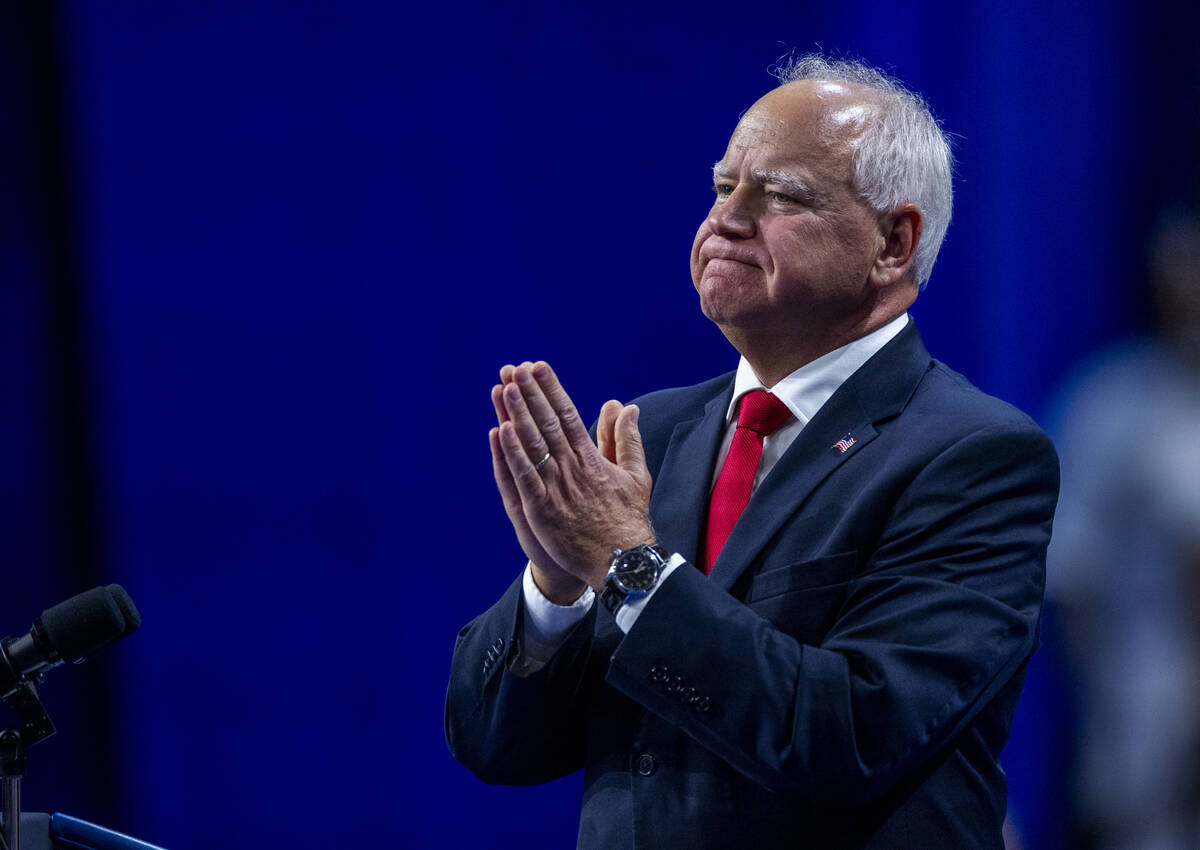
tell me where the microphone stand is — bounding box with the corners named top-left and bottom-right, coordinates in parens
top-left (1, 729), bottom-right (23, 850)
top-left (1, 679), bottom-right (56, 850)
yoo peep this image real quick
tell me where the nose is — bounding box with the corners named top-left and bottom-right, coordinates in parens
top-left (709, 188), bottom-right (755, 239)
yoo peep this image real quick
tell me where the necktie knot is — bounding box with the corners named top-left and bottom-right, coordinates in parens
top-left (735, 390), bottom-right (792, 437)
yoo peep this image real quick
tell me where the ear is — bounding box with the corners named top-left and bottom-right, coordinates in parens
top-left (869, 204), bottom-right (922, 288)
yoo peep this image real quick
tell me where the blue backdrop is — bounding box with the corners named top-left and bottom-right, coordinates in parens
top-left (4, 1), bottom-right (1197, 847)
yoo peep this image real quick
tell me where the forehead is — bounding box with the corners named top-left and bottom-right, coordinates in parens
top-left (721, 80), bottom-right (873, 175)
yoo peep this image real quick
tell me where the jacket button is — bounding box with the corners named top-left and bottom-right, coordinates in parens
top-left (692, 695), bottom-right (712, 713)
top-left (648, 665), bottom-right (668, 683)
top-left (492, 637), bottom-right (505, 653)
top-left (635, 753), bottom-right (658, 776)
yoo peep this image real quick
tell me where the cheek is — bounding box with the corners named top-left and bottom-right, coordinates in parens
top-left (769, 220), bottom-right (842, 270)
top-left (690, 219), bottom-right (713, 285)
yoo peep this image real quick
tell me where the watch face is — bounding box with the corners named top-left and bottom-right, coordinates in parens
top-left (613, 549), bottom-right (661, 592)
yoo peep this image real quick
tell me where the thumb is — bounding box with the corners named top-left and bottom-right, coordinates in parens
top-left (596, 399), bottom-right (622, 463)
top-left (614, 405), bottom-right (647, 478)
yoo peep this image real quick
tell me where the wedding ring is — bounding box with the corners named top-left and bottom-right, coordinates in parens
top-left (535, 452), bottom-right (551, 470)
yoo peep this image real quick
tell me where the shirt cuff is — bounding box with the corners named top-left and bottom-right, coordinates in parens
top-left (517, 562), bottom-right (594, 673)
top-left (614, 553), bottom-right (686, 633)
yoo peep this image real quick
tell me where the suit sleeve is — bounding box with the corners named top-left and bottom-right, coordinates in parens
top-left (445, 573), bottom-right (596, 784)
top-left (604, 423), bottom-right (1058, 803)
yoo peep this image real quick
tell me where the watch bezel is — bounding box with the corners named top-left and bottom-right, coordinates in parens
top-left (611, 547), bottom-right (664, 592)
top-left (602, 544), bottom-right (668, 613)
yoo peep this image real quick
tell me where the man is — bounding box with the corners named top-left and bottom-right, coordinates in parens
top-left (1048, 210), bottom-right (1200, 848)
top-left (446, 55), bottom-right (1058, 848)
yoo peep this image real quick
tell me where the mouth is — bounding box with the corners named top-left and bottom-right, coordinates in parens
top-left (700, 240), bottom-right (761, 268)
top-left (698, 257), bottom-right (764, 290)
top-left (706, 257), bottom-right (758, 270)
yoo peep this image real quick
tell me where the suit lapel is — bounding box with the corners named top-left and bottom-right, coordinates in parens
top-left (648, 383), bottom-right (734, 565)
top-left (706, 391), bottom-right (878, 590)
top-left (708, 320), bottom-right (933, 592)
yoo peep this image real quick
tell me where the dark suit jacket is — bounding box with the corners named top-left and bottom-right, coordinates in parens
top-left (446, 321), bottom-right (1059, 848)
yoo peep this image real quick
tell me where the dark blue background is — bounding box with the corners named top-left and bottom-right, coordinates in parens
top-left (3, 2), bottom-right (1197, 847)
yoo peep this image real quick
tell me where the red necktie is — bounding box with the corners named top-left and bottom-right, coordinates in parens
top-left (701, 390), bottom-right (793, 574)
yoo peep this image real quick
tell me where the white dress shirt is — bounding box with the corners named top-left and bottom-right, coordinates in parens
top-left (515, 313), bottom-right (910, 672)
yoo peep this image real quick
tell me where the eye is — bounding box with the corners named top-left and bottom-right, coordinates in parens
top-left (713, 183), bottom-right (734, 198)
top-left (769, 191), bottom-right (798, 205)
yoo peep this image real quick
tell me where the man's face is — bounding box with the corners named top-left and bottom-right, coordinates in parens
top-left (690, 81), bottom-right (884, 334)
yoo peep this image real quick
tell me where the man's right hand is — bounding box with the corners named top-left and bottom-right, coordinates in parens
top-left (491, 364), bottom-right (589, 605)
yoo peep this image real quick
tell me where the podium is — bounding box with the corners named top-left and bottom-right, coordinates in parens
top-left (4, 813), bottom-right (165, 850)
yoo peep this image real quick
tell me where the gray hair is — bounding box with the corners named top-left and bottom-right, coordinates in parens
top-left (773, 54), bottom-right (954, 290)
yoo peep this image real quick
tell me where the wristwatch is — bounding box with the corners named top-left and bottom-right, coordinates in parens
top-left (601, 544), bottom-right (669, 614)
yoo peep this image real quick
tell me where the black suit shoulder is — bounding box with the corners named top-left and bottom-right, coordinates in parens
top-left (628, 372), bottom-right (733, 431)
top-left (919, 359), bottom-right (1047, 430)
top-left (625, 372), bottom-right (734, 475)
top-left (891, 359), bottom-right (1059, 473)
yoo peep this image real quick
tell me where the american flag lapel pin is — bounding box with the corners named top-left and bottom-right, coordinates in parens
top-left (833, 433), bottom-right (856, 454)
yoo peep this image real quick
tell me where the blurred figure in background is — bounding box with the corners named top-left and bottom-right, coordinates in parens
top-left (1048, 209), bottom-right (1200, 849)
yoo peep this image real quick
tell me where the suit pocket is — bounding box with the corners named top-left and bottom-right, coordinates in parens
top-left (747, 550), bottom-right (858, 602)
top-left (745, 551), bottom-right (858, 644)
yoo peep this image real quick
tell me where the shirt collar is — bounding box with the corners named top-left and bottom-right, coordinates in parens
top-left (726, 313), bottom-right (910, 427)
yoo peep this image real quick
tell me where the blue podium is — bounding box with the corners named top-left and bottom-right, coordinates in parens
top-left (4, 813), bottom-right (165, 850)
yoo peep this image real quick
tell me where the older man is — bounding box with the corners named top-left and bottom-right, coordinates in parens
top-left (446, 55), bottom-right (1058, 849)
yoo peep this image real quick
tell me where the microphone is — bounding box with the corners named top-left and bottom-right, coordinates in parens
top-left (1, 585), bottom-right (140, 701)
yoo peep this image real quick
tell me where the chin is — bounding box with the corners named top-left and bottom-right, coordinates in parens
top-left (699, 293), bottom-right (768, 331)
top-left (698, 273), bottom-right (762, 322)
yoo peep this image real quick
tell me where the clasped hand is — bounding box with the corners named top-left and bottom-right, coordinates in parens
top-left (488, 361), bottom-right (654, 604)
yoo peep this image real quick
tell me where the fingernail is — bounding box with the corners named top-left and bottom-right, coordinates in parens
top-left (630, 406), bottom-right (640, 424)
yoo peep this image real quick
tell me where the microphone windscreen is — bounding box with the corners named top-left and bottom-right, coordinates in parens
top-left (37, 586), bottom-right (129, 663)
top-left (106, 584), bottom-right (142, 636)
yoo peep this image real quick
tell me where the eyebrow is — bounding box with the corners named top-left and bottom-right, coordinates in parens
top-left (711, 162), bottom-right (816, 200)
top-left (712, 161), bottom-right (734, 180)
top-left (753, 168), bottom-right (815, 200)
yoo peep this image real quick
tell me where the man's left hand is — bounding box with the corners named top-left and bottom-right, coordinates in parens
top-left (495, 361), bottom-right (654, 589)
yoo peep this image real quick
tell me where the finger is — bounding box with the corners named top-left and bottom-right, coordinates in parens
top-left (491, 384), bottom-right (510, 425)
top-left (615, 404), bottom-right (649, 479)
top-left (597, 400), bottom-right (623, 463)
top-left (498, 420), bottom-right (546, 501)
top-left (489, 427), bottom-right (521, 511)
top-left (511, 364), bottom-right (576, 458)
top-left (499, 361), bottom-right (534, 386)
top-left (530, 361), bottom-right (592, 449)
top-left (502, 381), bottom-right (556, 466)
top-left (512, 365), bottom-right (575, 457)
